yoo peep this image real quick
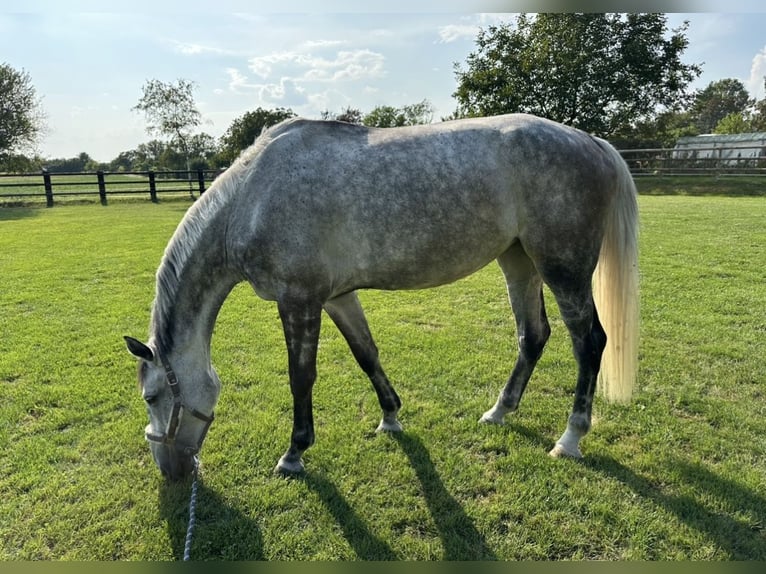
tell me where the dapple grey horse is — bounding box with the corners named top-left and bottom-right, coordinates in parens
top-left (125, 113), bottom-right (639, 480)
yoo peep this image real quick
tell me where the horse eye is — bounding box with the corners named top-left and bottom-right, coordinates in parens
top-left (144, 394), bottom-right (159, 406)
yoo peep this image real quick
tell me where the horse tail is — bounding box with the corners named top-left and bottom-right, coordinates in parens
top-left (593, 138), bottom-right (640, 403)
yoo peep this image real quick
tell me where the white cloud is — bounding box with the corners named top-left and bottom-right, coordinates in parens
top-left (437, 24), bottom-right (478, 44)
top-left (225, 67), bottom-right (253, 92)
top-left (171, 40), bottom-right (235, 56)
top-left (224, 67), bottom-right (308, 105)
top-left (247, 48), bottom-right (385, 83)
top-left (747, 46), bottom-right (766, 99)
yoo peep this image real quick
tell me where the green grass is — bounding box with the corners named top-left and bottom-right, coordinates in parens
top-left (1, 193), bottom-right (765, 560)
top-left (634, 175), bottom-right (766, 197)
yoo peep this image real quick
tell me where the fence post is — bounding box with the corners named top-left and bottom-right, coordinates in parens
top-left (42, 169), bottom-right (53, 208)
top-left (197, 169), bottom-right (206, 195)
top-left (148, 171), bottom-right (157, 203)
top-left (97, 171), bottom-right (107, 206)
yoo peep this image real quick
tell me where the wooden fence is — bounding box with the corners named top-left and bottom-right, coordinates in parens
top-left (619, 146), bottom-right (766, 177)
top-left (1, 146), bottom-right (765, 207)
top-left (0, 169), bottom-right (223, 207)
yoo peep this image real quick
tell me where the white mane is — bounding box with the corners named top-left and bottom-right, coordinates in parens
top-left (148, 121), bottom-right (291, 353)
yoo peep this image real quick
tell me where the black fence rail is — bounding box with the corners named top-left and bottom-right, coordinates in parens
top-left (2, 146), bottom-right (766, 207)
top-left (0, 169), bottom-right (224, 207)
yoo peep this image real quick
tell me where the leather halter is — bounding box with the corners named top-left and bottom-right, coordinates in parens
top-left (144, 357), bottom-right (215, 456)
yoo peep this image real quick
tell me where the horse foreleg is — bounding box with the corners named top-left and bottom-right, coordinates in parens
top-left (324, 292), bottom-right (403, 432)
top-left (275, 299), bottom-right (322, 474)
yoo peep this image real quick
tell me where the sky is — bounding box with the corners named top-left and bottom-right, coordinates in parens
top-left (2, 2), bottom-right (766, 162)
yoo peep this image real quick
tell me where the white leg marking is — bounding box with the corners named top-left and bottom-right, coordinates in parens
top-left (275, 455), bottom-right (305, 475)
top-left (549, 424), bottom-right (584, 459)
top-left (376, 414), bottom-right (403, 433)
top-left (479, 402), bottom-right (512, 425)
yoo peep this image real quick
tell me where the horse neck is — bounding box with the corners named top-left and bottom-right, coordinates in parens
top-left (149, 206), bottom-right (241, 370)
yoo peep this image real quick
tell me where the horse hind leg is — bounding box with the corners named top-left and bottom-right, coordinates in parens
top-left (481, 244), bottom-right (551, 425)
top-left (544, 276), bottom-right (607, 459)
top-left (324, 291), bottom-right (403, 432)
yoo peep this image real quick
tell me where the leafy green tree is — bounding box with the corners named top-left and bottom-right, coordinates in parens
top-left (109, 150), bottom-right (137, 172)
top-left (363, 99), bottom-right (434, 127)
top-left (0, 62), bottom-right (46, 163)
top-left (321, 106), bottom-right (364, 125)
top-left (452, 14), bottom-right (701, 137)
top-left (613, 110), bottom-right (699, 149)
top-left (185, 133), bottom-right (219, 170)
top-left (2, 153), bottom-right (43, 173)
top-left (362, 105), bottom-right (400, 127)
top-left (749, 78), bottom-right (766, 131)
top-left (43, 152), bottom-right (102, 173)
top-left (133, 78), bottom-right (201, 193)
top-left (690, 79), bottom-right (753, 133)
top-left (216, 107), bottom-right (295, 166)
top-left (131, 140), bottom-right (168, 172)
top-left (713, 112), bottom-right (752, 134)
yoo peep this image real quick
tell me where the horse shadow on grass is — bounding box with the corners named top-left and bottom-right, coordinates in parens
top-left (302, 472), bottom-right (399, 560)
top-left (301, 432), bottom-right (497, 560)
top-left (159, 477), bottom-right (264, 560)
top-left (479, 421), bottom-right (766, 558)
top-left (391, 432), bottom-right (498, 560)
top-left (586, 454), bottom-right (766, 559)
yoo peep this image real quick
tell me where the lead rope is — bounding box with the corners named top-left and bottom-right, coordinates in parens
top-left (183, 455), bottom-right (200, 561)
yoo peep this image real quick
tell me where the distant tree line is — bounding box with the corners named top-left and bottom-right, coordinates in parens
top-left (3, 13), bottom-right (766, 174)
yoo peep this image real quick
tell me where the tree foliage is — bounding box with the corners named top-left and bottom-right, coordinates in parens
top-left (0, 62), bottom-right (46, 162)
top-left (713, 112), bottom-right (752, 135)
top-left (690, 78), bottom-right (753, 133)
top-left (321, 106), bottom-right (364, 124)
top-left (217, 107), bottom-right (295, 166)
top-left (132, 78), bottom-right (201, 182)
top-left (363, 99), bottom-right (434, 127)
top-left (453, 14), bottom-right (701, 137)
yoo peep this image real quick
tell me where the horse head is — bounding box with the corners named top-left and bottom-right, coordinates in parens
top-left (125, 336), bottom-right (218, 481)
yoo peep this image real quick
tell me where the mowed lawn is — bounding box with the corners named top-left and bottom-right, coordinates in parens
top-left (0, 191), bottom-right (765, 560)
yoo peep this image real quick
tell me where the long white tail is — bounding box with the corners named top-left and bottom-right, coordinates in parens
top-left (593, 139), bottom-right (640, 403)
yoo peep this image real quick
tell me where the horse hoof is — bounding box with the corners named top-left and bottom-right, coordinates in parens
top-left (274, 455), bottom-right (305, 475)
top-left (376, 418), bottom-right (403, 433)
top-left (548, 443), bottom-right (583, 459)
top-left (479, 410), bottom-right (504, 425)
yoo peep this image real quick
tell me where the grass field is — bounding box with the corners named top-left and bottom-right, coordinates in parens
top-left (1, 191), bottom-right (765, 560)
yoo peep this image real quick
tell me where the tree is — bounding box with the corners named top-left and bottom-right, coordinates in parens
top-left (185, 133), bottom-right (219, 170)
top-left (133, 78), bottom-right (201, 193)
top-left (612, 109), bottom-right (699, 149)
top-left (713, 112), bottom-right (752, 134)
top-left (690, 79), bottom-right (753, 133)
top-left (321, 106), bottom-right (364, 125)
top-left (0, 62), bottom-right (46, 163)
top-left (748, 78), bottom-right (766, 131)
top-left (362, 105), bottom-right (400, 127)
top-left (216, 107), bottom-right (295, 166)
top-left (43, 152), bottom-right (103, 173)
top-left (363, 99), bottom-right (434, 127)
top-left (452, 14), bottom-right (701, 137)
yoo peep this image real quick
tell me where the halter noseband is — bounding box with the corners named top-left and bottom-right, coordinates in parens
top-left (144, 357), bottom-right (215, 456)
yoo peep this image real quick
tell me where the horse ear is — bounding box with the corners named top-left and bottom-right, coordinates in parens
top-left (124, 336), bottom-right (155, 362)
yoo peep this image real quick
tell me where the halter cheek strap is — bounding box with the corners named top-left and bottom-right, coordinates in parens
top-left (144, 357), bottom-right (215, 456)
